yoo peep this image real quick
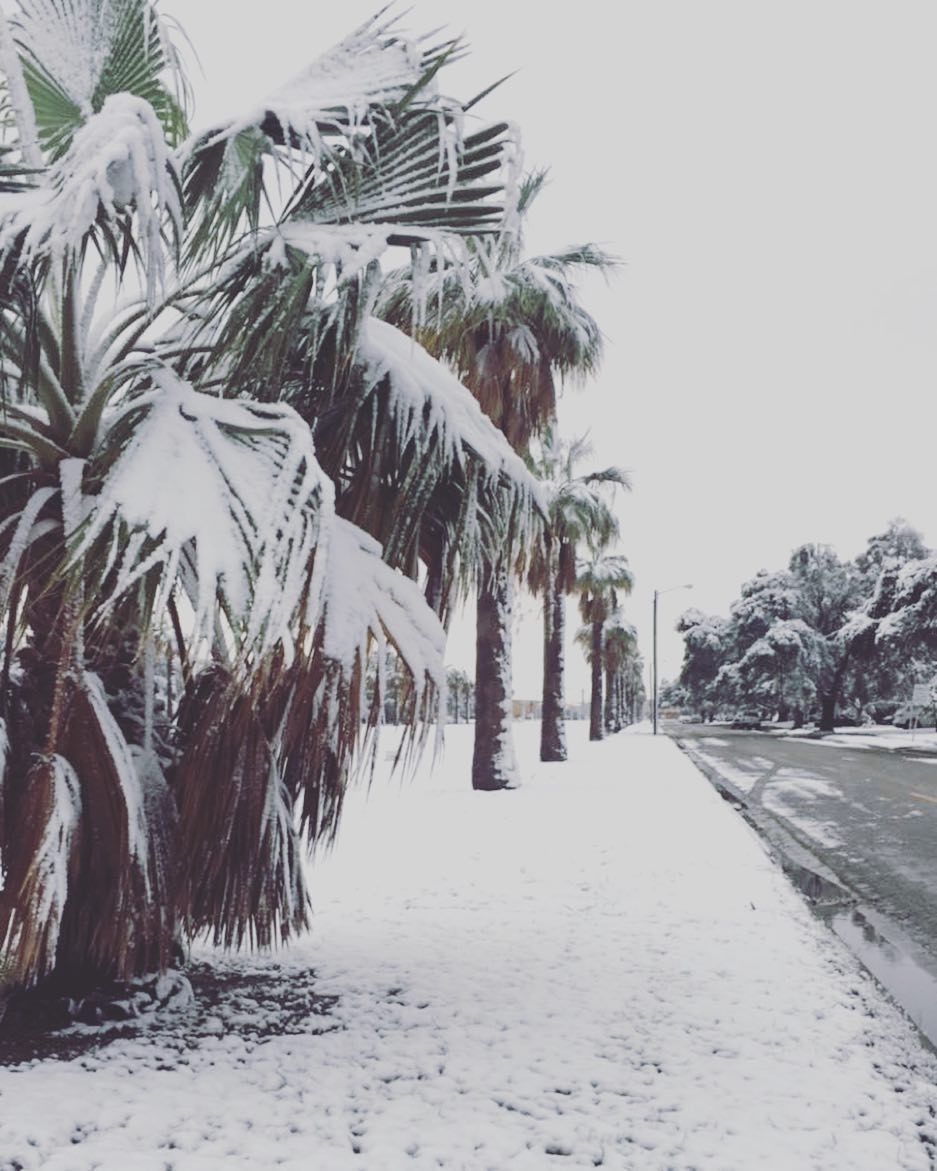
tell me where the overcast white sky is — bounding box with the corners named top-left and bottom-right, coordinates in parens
top-left (168, 0), bottom-right (937, 701)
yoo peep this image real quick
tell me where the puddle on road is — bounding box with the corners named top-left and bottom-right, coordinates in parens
top-left (678, 735), bottom-right (937, 1050)
top-left (815, 904), bottom-right (937, 1049)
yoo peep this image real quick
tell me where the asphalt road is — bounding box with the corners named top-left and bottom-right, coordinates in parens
top-left (668, 722), bottom-right (937, 964)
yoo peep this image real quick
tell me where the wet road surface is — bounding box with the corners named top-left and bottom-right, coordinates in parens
top-left (669, 723), bottom-right (937, 969)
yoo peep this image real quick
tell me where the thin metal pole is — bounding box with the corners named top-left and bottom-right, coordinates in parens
top-left (652, 589), bottom-right (659, 735)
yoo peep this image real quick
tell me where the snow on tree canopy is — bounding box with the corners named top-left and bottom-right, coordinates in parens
top-left (220, 15), bottom-right (454, 154)
top-left (0, 93), bottom-right (181, 301)
top-left (10, 0), bottom-right (173, 119)
top-left (75, 370), bottom-right (333, 664)
top-left (356, 317), bottom-right (543, 505)
top-left (320, 517), bottom-right (446, 699)
top-left (267, 223), bottom-right (392, 281)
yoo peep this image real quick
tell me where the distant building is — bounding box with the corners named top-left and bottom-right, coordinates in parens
top-left (509, 699), bottom-right (590, 720)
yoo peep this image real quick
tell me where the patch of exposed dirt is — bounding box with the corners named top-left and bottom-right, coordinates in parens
top-left (0, 959), bottom-right (339, 1066)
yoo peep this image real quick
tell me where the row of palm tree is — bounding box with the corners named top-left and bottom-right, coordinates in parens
top-left (0, 0), bottom-right (556, 991)
top-left (0, 0), bottom-right (642, 993)
top-left (528, 430), bottom-right (632, 755)
top-left (379, 173), bottom-right (641, 782)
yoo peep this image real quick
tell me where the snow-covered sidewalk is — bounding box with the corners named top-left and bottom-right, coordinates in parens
top-left (2, 722), bottom-right (937, 1170)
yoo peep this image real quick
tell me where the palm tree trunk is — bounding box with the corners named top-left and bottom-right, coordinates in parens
top-left (603, 665), bottom-right (614, 733)
top-left (818, 653), bottom-right (851, 733)
top-left (540, 569), bottom-right (567, 762)
top-left (472, 559), bottom-right (519, 790)
top-left (590, 620), bottom-right (604, 741)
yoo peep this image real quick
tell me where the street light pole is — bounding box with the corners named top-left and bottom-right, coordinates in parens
top-left (652, 583), bottom-right (693, 736)
top-left (652, 589), bottom-right (658, 736)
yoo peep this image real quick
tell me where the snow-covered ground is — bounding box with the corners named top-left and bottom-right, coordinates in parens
top-left (2, 722), bottom-right (937, 1170)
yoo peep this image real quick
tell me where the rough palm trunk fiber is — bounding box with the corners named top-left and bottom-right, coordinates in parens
top-left (540, 574), bottom-right (567, 762)
top-left (590, 620), bottom-right (604, 741)
top-left (472, 561), bottom-right (519, 790)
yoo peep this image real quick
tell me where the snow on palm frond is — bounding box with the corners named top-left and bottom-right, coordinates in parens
top-left (0, 93), bottom-right (182, 298)
top-left (357, 317), bottom-right (541, 494)
top-left (305, 516), bottom-right (451, 807)
top-left (256, 13), bottom-right (460, 143)
top-left (274, 223), bottom-right (393, 280)
top-left (577, 553), bottom-right (634, 624)
top-left (8, 0), bottom-right (188, 158)
top-left (378, 231), bottom-right (617, 449)
top-left (187, 13), bottom-right (459, 168)
top-left (182, 15), bottom-right (515, 259)
top-left (80, 670), bottom-right (149, 874)
top-left (526, 428), bottom-right (629, 596)
top-left (0, 483), bottom-right (59, 616)
top-left (330, 316), bottom-right (543, 589)
top-left (289, 106), bottom-right (513, 242)
top-left (0, 754), bottom-right (80, 984)
top-left (321, 516), bottom-right (447, 698)
top-left (76, 368), bottom-right (333, 664)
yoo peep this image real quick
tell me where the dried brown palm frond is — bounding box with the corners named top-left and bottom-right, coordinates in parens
top-left (0, 669), bottom-right (174, 988)
top-left (172, 517), bottom-right (446, 952)
top-left (171, 665), bottom-right (309, 952)
top-left (0, 754), bottom-right (80, 985)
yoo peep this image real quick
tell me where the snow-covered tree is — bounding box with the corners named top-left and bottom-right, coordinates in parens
top-left (855, 518), bottom-right (930, 583)
top-left (0, 2), bottom-right (537, 989)
top-left (446, 666), bottom-right (474, 722)
top-left (677, 609), bottom-right (732, 721)
top-left (576, 552), bottom-right (634, 741)
top-left (677, 530), bottom-right (932, 730)
top-left (787, 544), bottom-right (864, 730)
top-left (527, 429), bottom-right (628, 761)
top-left (379, 172), bottom-right (617, 789)
top-left (602, 615), bottom-right (640, 732)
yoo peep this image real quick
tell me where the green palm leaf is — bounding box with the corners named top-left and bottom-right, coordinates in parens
top-left (11, 0), bottom-right (188, 158)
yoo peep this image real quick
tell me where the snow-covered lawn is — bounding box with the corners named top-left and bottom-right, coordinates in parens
top-left (2, 722), bottom-right (937, 1170)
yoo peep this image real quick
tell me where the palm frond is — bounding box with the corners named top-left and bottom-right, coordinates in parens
top-left (75, 369), bottom-right (333, 664)
top-left (173, 667), bottom-right (309, 951)
top-left (11, 0), bottom-right (189, 159)
top-left (289, 110), bottom-right (511, 242)
top-left (0, 754), bottom-right (80, 985)
top-left (378, 237), bottom-right (618, 446)
top-left (1, 93), bottom-right (183, 301)
top-left (577, 552), bottom-right (634, 623)
top-left (315, 316), bottom-right (543, 601)
top-left (180, 14), bottom-right (510, 258)
top-left (173, 515), bottom-right (449, 949)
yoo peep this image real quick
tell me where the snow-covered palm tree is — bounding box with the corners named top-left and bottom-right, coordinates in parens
top-left (0, 1), bottom-right (536, 989)
top-left (602, 616), bottom-right (640, 732)
top-left (528, 429), bottom-right (629, 760)
top-left (577, 552), bottom-right (634, 741)
top-left (379, 172), bottom-right (617, 789)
